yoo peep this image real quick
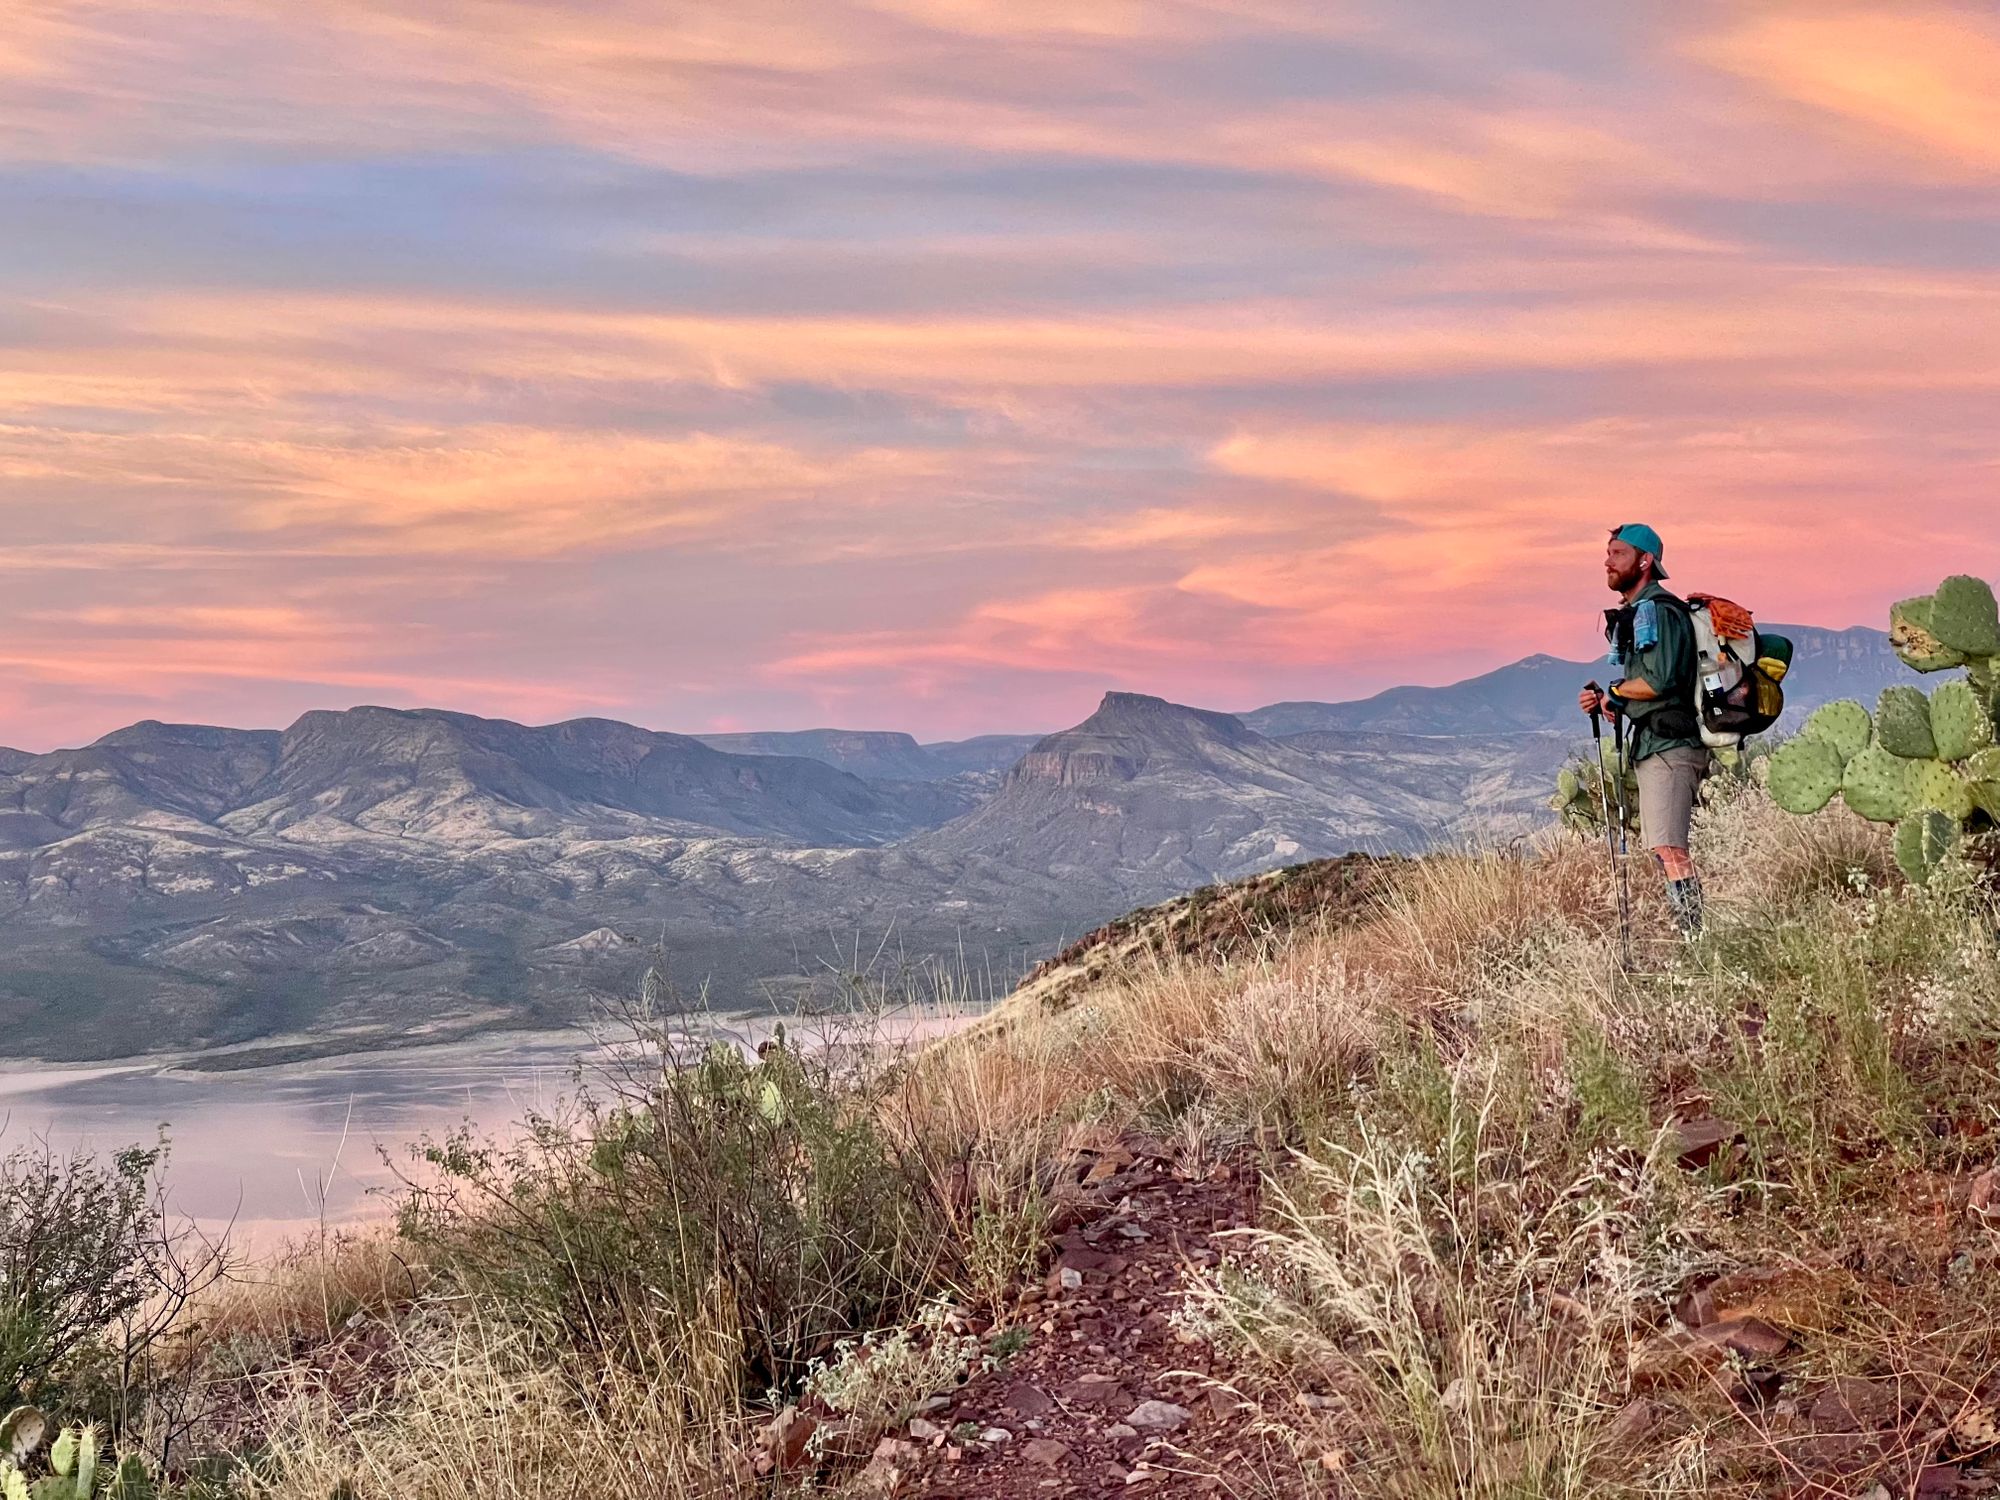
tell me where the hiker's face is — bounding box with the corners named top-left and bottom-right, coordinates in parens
top-left (1604, 539), bottom-right (1647, 593)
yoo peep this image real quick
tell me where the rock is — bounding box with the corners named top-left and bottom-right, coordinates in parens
top-left (1970, 1167), bottom-right (1998, 1218)
top-left (1809, 1377), bottom-right (1902, 1432)
top-left (1105, 1423), bottom-right (1138, 1439)
top-left (1629, 1319), bottom-right (1788, 1389)
top-left (979, 1426), bottom-right (1012, 1444)
top-left (854, 1438), bottom-right (916, 1495)
top-left (1126, 1400), bottom-right (1191, 1432)
top-left (1603, 1398), bottom-right (1659, 1449)
top-left (762, 1406), bottom-right (818, 1473)
top-left (1022, 1438), bottom-right (1073, 1466)
top-left (1672, 1285), bottom-right (1717, 1328)
top-left (907, 1417), bottom-right (943, 1442)
top-left (1710, 1317), bottom-right (1790, 1359)
top-left (1203, 1387), bottom-right (1240, 1419)
top-left (1063, 1376), bottom-right (1128, 1407)
top-left (1916, 1464), bottom-right (1960, 1496)
top-left (1005, 1384), bottom-right (1055, 1417)
top-left (1059, 1267), bottom-right (1084, 1291)
top-left (1668, 1116), bottom-right (1742, 1168)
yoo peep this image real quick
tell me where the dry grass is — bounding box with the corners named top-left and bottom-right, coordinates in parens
top-left (246, 1308), bottom-right (744, 1500)
top-left (194, 1230), bottom-right (430, 1353)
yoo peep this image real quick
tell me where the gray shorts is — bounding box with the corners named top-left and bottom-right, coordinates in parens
top-left (1635, 746), bottom-right (1710, 851)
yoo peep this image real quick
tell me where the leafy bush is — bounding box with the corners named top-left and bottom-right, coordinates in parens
top-left (0, 1143), bottom-right (160, 1411)
top-left (397, 1030), bottom-right (943, 1397)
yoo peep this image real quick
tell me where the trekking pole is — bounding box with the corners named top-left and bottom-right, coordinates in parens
top-left (1609, 705), bottom-right (1637, 968)
top-left (1585, 683), bottom-right (1635, 970)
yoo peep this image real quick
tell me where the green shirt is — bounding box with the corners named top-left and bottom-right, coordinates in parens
top-left (1613, 582), bottom-right (1703, 763)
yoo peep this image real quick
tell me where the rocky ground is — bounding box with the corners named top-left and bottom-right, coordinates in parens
top-left (848, 1138), bottom-right (1321, 1499)
top-left (783, 1134), bottom-right (2000, 1500)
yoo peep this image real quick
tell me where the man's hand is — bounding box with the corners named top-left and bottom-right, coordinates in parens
top-left (1579, 684), bottom-right (1607, 716)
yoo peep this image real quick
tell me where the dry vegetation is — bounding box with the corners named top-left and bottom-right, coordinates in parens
top-left (20, 781), bottom-right (2000, 1498)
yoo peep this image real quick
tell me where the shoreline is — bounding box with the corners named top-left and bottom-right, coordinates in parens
top-left (5, 1000), bottom-right (992, 1085)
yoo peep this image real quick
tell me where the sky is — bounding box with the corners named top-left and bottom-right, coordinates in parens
top-left (4, 0), bottom-right (1998, 751)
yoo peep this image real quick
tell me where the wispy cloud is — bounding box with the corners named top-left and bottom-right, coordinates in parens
top-left (0, 0), bottom-right (1995, 749)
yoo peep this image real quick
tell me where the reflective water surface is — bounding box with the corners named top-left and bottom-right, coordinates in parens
top-left (1, 1012), bottom-right (966, 1249)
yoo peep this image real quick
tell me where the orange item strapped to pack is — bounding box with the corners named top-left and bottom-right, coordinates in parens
top-left (1688, 593), bottom-right (1754, 640)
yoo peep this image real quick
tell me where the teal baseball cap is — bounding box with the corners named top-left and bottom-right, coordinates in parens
top-left (1610, 522), bottom-right (1667, 578)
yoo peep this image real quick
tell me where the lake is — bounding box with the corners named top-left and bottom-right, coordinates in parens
top-left (0, 1010), bottom-right (971, 1250)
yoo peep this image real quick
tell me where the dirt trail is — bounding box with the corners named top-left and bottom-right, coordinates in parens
top-left (891, 1141), bottom-right (1316, 1499)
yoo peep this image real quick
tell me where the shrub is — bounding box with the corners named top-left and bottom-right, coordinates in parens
top-left (396, 1031), bottom-right (943, 1398)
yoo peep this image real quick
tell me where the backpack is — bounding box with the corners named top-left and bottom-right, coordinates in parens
top-left (1686, 594), bottom-right (1789, 748)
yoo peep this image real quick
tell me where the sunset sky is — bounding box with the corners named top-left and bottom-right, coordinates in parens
top-left (5, 1), bottom-right (1998, 750)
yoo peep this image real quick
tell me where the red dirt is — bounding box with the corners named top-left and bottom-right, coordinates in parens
top-left (886, 1141), bottom-right (1323, 1499)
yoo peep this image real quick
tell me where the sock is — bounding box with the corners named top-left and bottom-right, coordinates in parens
top-left (1667, 875), bottom-right (1704, 937)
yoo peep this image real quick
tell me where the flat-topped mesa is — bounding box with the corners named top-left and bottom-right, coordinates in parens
top-left (1009, 692), bottom-right (1260, 787)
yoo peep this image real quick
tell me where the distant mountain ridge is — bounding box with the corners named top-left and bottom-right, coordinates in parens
top-left (0, 619), bottom-right (1908, 1060)
top-left (1242, 624), bottom-right (1897, 737)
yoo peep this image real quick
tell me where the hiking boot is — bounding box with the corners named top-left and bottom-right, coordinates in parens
top-left (1667, 876), bottom-right (1704, 938)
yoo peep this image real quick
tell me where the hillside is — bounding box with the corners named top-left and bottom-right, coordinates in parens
top-left (200, 778), bottom-right (2000, 1500)
top-left (918, 692), bottom-right (1563, 898)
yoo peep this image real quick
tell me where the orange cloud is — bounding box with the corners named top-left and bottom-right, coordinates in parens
top-left (1, 421), bottom-right (949, 558)
top-left (1698, 6), bottom-right (2000, 175)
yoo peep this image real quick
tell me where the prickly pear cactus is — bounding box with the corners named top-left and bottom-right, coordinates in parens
top-left (1911, 759), bottom-right (1974, 821)
top-left (1875, 685), bottom-right (1937, 760)
top-left (1800, 699), bottom-right (1871, 764)
top-left (1889, 595), bottom-right (1967, 673)
top-left (1895, 809), bottom-right (1961, 885)
top-left (1932, 574), bottom-right (2000, 656)
top-left (0, 1425), bottom-right (115, 1500)
top-left (1930, 677), bottom-right (1994, 763)
top-left (1841, 744), bottom-right (1917, 824)
top-left (1767, 572), bottom-right (2000, 886)
top-left (106, 1455), bottom-right (153, 1500)
top-left (1766, 736), bottom-right (1843, 814)
top-left (1550, 752), bottom-right (1638, 834)
top-left (0, 1413), bottom-right (44, 1467)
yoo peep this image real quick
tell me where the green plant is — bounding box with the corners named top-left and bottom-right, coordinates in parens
top-left (0, 1413), bottom-right (154, 1500)
top-left (1549, 741), bottom-right (1639, 834)
top-left (397, 1030), bottom-right (943, 1398)
top-left (1770, 573), bottom-right (2000, 884)
top-left (800, 1299), bottom-right (974, 1449)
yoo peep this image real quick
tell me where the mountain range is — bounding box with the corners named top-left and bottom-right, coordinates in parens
top-left (0, 623), bottom-right (1900, 1061)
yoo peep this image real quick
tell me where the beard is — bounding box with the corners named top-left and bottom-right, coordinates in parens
top-left (1608, 561), bottom-right (1646, 593)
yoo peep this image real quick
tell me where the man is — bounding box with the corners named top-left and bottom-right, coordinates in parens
top-left (1577, 523), bottom-right (1709, 935)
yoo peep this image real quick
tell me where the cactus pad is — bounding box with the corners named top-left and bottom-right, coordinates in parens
top-left (1910, 758), bottom-right (1974, 820)
top-left (1930, 574), bottom-right (2000, 656)
top-left (1874, 685), bottom-right (1937, 760)
top-left (1889, 595), bottom-right (1966, 672)
top-left (1893, 809), bottom-right (1960, 886)
top-left (1968, 658), bottom-right (2000, 719)
top-left (0, 1414), bottom-right (44, 1468)
top-left (1929, 678), bottom-right (1993, 763)
top-left (1965, 746), bottom-right (2000, 820)
top-left (1765, 737), bottom-right (1843, 814)
top-left (1841, 744), bottom-right (1916, 823)
top-left (1799, 699), bottom-right (1871, 764)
